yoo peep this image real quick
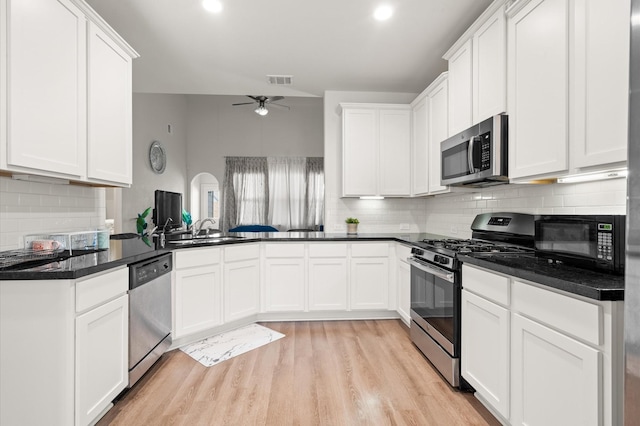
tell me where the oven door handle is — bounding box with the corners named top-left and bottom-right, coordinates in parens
top-left (407, 257), bottom-right (455, 283)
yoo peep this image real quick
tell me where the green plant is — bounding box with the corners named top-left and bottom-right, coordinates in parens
top-left (345, 217), bottom-right (359, 224)
top-left (136, 207), bottom-right (151, 235)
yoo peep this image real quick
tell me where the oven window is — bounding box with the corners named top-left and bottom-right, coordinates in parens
top-left (536, 223), bottom-right (595, 257)
top-left (410, 266), bottom-right (455, 344)
top-left (442, 141), bottom-right (471, 180)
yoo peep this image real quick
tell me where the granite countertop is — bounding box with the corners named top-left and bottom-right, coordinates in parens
top-left (0, 232), bottom-right (443, 281)
top-left (459, 253), bottom-right (624, 301)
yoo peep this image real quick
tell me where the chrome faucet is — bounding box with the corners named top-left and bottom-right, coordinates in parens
top-left (193, 218), bottom-right (216, 236)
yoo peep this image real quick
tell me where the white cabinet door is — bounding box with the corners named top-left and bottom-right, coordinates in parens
top-left (75, 294), bottom-right (128, 426)
top-left (87, 22), bottom-right (133, 185)
top-left (447, 39), bottom-right (473, 136)
top-left (473, 5), bottom-right (506, 123)
top-left (461, 289), bottom-right (509, 419)
top-left (308, 258), bottom-right (348, 311)
top-left (263, 258), bottom-right (306, 312)
top-left (428, 75), bottom-right (449, 194)
top-left (350, 257), bottom-right (389, 310)
top-left (224, 259), bottom-right (260, 322)
top-left (511, 313), bottom-right (600, 426)
top-left (379, 108), bottom-right (411, 195)
top-left (396, 259), bottom-right (411, 325)
top-left (5, 0), bottom-right (86, 176)
top-left (174, 265), bottom-right (222, 338)
top-left (411, 96), bottom-right (430, 196)
top-left (342, 108), bottom-right (378, 196)
top-left (571, 0), bottom-right (630, 169)
top-left (507, 0), bottom-right (569, 179)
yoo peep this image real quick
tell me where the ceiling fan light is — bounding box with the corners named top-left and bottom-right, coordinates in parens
top-left (255, 106), bottom-right (269, 116)
top-left (202, 0), bottom-right (223, 13)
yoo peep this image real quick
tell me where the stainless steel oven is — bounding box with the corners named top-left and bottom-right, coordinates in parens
top-left (408, 250), bottom-right (461, 387)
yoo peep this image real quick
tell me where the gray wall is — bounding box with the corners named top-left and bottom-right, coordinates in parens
top-left (122, 93), bottom-right (189, 232)
top-left (185, 95), bottom-right (324, 189)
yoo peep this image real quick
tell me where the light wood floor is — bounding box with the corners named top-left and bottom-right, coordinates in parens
top-left (99, 320), bottom-right (500, 426)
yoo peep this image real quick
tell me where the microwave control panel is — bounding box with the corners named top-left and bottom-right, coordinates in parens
top-left (479, 133), bottom-right (491, 170)
top-left (597, 223), bottom-right (613, 261)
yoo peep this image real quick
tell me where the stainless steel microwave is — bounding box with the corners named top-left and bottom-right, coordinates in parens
top-left (440, 114), bottom-right (508, 187)
top-left (535, 215), bottom-right (625, 274)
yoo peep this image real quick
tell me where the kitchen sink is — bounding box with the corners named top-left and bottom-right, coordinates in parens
top-left (165, 235), bottom-right (245, 246)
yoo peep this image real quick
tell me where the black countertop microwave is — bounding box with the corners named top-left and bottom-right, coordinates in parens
top-left (440, 114), bottom-right (508, 187)
top-left (535, 215), bottom-right (625, 274)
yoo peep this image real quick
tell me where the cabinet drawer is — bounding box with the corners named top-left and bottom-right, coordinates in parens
top-left (224, 243), bottom-right (259, 262)
top-left (462, 265), bottom-right (510, 307)
top-left (76, 267), bottom-right (128, 313)
top-left (512, 280), bottom-right (601, 345)
top-left (308, 243), bottom-right (347, 258)
top-left (351, 243), bottom-right (389, 257)
top-left (174, 247), bottom-right (221, 269)
top-left (265, 243), bottom-right (305, 258)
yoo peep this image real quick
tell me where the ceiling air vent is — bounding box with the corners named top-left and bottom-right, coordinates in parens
top-left (267, 75), bottom-right (293, 86)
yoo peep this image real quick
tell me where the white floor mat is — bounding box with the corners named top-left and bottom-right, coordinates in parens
top-left (180, 324), bottom-right (285, 367)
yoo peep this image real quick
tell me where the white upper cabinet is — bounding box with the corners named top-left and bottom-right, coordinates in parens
top-left (507, 0), bottom-right (570, 179)
top-left (2, 0), bottom-right (87, 177)
top-left (507, 0), bottom-right (630, 181)
top-left (87, 22), bottom-right (133, 185)
top-left (0, 0), bottom-right (138, 186)
top-left (427, 74), bottom-right (450, 194)
top-left (570, 0), bottom-right (630, 170)
top-left (473, 5), bottom-right (507, 123)
top-left (341, 104), bottom-right (411, 197)
top-left (411, 95), bottom-right (429, 196)
top-left (444, 1), bottom-right (507, 136)
top-left (446, 39), bottom-right (473, 136)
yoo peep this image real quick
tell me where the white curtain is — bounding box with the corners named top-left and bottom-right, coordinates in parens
top-left (268, 157), bottom-right (306, 229)
top-left (222, 156), bottom-right (324, 231)
top-left (221, 157), bottom-right (269, 231)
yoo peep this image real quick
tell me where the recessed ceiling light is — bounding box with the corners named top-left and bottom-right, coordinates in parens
top-left (202, 0), bottom-right (223, 13)
top-left (374, 5), bottom-right (393, 21)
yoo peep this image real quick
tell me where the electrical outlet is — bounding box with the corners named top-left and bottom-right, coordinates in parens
top-left (399, 223), bottom-right (410, 231)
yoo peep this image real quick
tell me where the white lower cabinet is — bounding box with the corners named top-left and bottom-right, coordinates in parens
top-left (461, 289), bottom-right (510, 419)
top-left (511, 313), bottom-right (599, 426)
top-left (308, 243), bottom-right (348, 311)
top-left (75, 294), bottom-right (128, 426)
top-left (173, 247), bottom-right (222, 338)
top-left (350, 244), bottom-right (390, 310)
top-left (0, 267), bottom-right (128, 426)
top-left (461, 264), bottom-right (622, 426)
top-left (396, 244), bottom-right (412, 325)
top-left (223, 244), bottom-right (260, 322)
top-left (263, 243), bottom-right (306, 312)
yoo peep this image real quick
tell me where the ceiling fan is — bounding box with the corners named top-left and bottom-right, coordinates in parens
top-left (232, 95), bottom-right (290, 116)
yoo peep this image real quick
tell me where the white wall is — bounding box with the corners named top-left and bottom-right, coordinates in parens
top-left (424, 179), bottom-right (627, 238)
top-left (0, 177), bottom-right (105, 250)
top-left (185, 95), bottom-right (324, 192)
top-left (323, 90), bottom-right (427, 233)
top-left (118, 93), bottom-right (189, 233)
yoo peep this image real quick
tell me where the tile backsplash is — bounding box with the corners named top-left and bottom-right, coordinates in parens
top-left (0, 176), bottom-right (106, 250)
top-left (424, 178), bottom-right (627, 238)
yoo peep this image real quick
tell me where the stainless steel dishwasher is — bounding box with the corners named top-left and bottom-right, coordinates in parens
top-left (128, 253), bottom-right (172, 387)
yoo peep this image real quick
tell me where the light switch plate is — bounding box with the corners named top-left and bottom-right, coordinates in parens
top-left (399, 223), bottom-right (410, 231)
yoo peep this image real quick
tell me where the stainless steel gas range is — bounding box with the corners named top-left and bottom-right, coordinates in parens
top-left (408, 213), bottom-right (535, 388)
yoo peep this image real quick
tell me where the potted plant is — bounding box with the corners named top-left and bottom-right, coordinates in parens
top-left (345, 217), bottom-right (359, 234)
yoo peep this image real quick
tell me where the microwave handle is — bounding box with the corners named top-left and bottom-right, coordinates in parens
top-left (468, 136), bottom-right (479, 172)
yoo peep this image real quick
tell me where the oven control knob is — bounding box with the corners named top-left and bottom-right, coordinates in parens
top-left (434, 255), bottom-right (448, 265)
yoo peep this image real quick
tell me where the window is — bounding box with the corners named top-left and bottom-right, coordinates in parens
top-left (222, 156), bottom-right (324, 231)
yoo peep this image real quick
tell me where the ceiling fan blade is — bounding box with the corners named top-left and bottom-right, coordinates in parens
top-left (247, 95), bottom-right (261, 101)
top-left (269, 103), bottom-right (290, 110)
top-left (232, 102), bottom-right (255, 106)
top-left (266, 96), bottom-right (284, 103)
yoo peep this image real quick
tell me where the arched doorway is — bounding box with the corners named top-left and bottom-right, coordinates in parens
top-left (190, 172), bottom-right (220, 225)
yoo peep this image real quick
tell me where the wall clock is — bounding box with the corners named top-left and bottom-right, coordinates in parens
top-left (149, 141), bottom-right (166, 174)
